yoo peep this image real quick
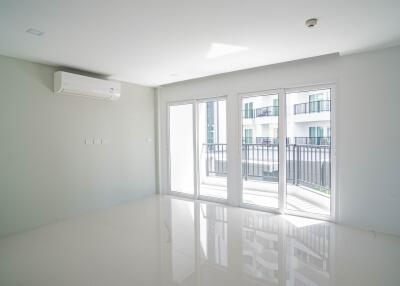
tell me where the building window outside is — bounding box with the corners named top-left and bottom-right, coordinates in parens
top-left (309, 126), bottom-right (324, 138)
top-left (207, 102), bottom-right (215, 144)
top-left (244, 129), bottom-right (253, 144)
top-left (309, 92), bottom-right (328, 113)
top-left (309, 93), bottom-right (325, 102)
top-left (244, 102), bottom-right (253, 118)
top-left (272, 98), bottom-right (279, 116)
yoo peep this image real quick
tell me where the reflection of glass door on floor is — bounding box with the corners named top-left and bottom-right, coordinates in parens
top-left (160, 197), bottom-right (333, 286)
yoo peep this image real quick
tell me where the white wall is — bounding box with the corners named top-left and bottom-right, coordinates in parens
top-left (157, 46), bottom-right (400, 236)
top-left (0, 55), bottom-right (156, 238)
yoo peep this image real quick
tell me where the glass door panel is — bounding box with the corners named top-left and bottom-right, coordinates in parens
top-left (286, 88), bottom-right (332, 216)
top-left (169, 104), bottom-right (195, 195)
top-left (198, 99), bottom-right (227, 200)
top-left (241, 94), bottom-right (279, 209)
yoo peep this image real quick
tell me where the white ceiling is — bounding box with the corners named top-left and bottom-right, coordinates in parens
top-left (1, 0), bottom-right (400, 86)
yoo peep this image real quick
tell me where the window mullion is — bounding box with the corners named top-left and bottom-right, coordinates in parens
top-left (278, 89), bottom-right (287, 214)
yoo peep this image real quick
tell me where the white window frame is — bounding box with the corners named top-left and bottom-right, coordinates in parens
top-left (238, 89), bottom-right (284, 214)
top-left (196, 96), bottom-right (228, 204)
top-left (283, 84), bottom-right (337, 222)
top-left (167, 100), bottom-right (197, 200)
top-left (166, 83), bottom-right (337, 222)
top-left (167, 96), bottom-right (228, 204)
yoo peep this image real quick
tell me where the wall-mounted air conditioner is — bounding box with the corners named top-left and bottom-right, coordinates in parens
top-left (54, 71), bottom-right (121, 100)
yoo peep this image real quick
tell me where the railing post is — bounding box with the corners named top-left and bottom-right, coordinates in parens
top-left (245, 144), bottom-right (248, 180)
top-left (206, 144), bottom-right (209, 176)
top-left (319, 146), bottom-right (323, 191)
top-left (292, 144), bottom-right (295, 184)
top-left (296, 145), bottom-right (300, 186)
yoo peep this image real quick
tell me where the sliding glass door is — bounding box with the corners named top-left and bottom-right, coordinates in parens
top-left (240, 86), bottom-right (334, 219)
top-left (241, 92), bottom-right (280, 210)
top-left (168, 98), bottom-right (227, 201)
top-left (198, 99), bottom-right (227, 200)
top-left (168, 103), bottom-right (195, 196)
top-left (285, 88), bottom-right (332, 216)
top-left (168, 85), bottom-right (334, 220)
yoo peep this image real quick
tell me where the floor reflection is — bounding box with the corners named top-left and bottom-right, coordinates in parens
top-left (161, 197), bottom-right (332, 286)
top-left (199, 202), bottom-right (228, 267)
top-left (1, 195), bottom-right (400, 286)
top-left (284, 218), bottom-right (331, 286)
top-left (242, 211), bottom-right (280, 285)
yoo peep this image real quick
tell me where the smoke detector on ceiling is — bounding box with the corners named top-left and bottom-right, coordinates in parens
top-left (305, 18), bottom-right (318, 28)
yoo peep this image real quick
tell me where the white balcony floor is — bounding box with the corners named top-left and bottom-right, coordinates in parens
top-left (200, 176), bottom-right (330, 215)
top-left (1, 195), bottom-right (399, 286)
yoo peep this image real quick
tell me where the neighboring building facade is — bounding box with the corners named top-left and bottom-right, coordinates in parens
top-left (242, 89), bottom-right (331, 145)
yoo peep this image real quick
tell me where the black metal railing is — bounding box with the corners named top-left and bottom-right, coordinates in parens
top-left (294, 100), bottom-right (331, 115)
top-left (242, 143), bottom-right (279, 182)
top-left (243, 105), bottom-right (279, 119)
top-left (204, 141), bottom-right (331, 194)
top-left (256, 137), bottom-right (279, 144)
top-left (255, 106), bottom-right (279, 117)
top-left (257, 137), bottom-right (331, 145)
top-left (242, 137), bottom-right (253, 144)
top-left (204, 144), bottom-right (227, 176)
top-left (286, 144), bottom-right (331, 193)
top-left (294, 137), bottom-right (331, 145)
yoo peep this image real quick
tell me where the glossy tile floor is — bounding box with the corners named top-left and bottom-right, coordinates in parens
top-left (1, 195), bottom-right (400, 286)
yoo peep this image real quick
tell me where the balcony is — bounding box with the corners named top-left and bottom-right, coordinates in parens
top-left (294, 137), bottom-right (331, 145)
top-left (243, 105), bottom-right (279, 119)
top-left (256, 137), bottom-right (279, 144)
top-left (256, 137), bottom-right (331, 145)
top-left (242, 143), bottom-right (331, 193)
top-left (202, 140), bottom-right (331, 214)
top-left (294, 100), bottom-right (331, 115)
